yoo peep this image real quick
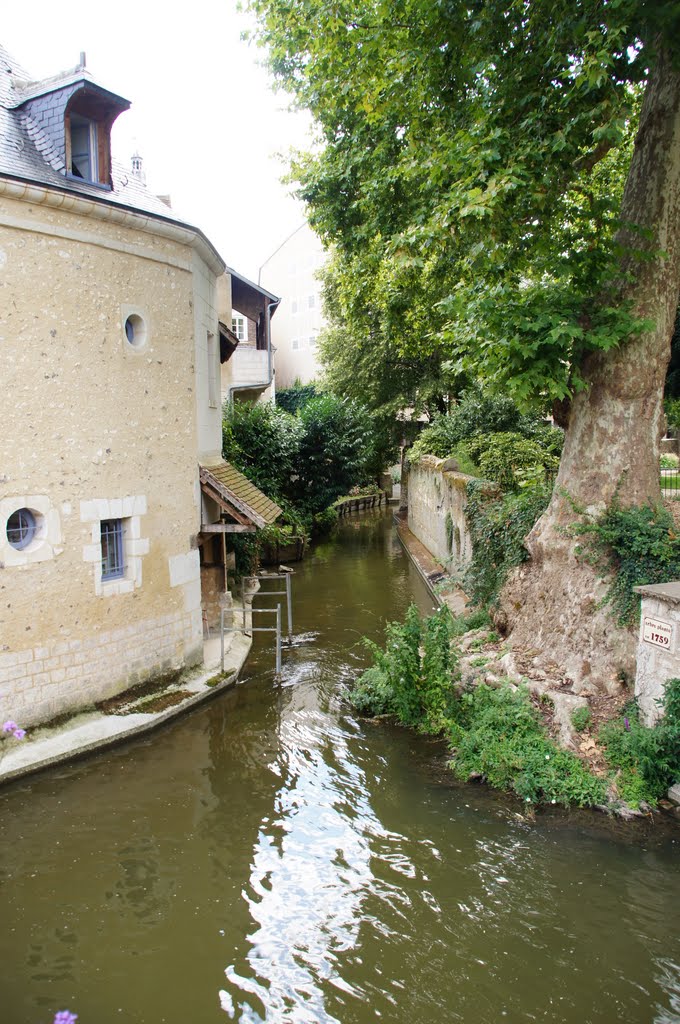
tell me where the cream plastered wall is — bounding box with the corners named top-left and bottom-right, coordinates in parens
top-left (193, 250), bottom-right (222, 467)
top-left (259, 223), bottom-right (325, 389)
top-left (0, 190), bottom-right (220, 727)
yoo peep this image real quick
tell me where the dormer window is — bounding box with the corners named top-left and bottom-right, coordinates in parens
top-left (63, 83), bottom-right (130, 189)
top-left (12, 62), bottom-right (130, 193)
top-left (70, 114), bottom-right (98, 180)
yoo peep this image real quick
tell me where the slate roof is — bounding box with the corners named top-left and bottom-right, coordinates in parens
top-left (0, 42), bottom-right (203, 223)
top-left (200, 461), bottom-right (282, 528)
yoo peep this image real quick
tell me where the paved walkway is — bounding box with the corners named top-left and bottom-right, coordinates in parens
top-left (0, 628), bottom-right (252, 788)
top-left (393, 509), bottom-right (468, 615)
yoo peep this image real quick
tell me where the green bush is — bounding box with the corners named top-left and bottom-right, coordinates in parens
top-left (600, 680), bottom-right (680, 806)
top-left (276, 381), bottom-right (319, 414)
top-left (660, 453), bottom-right (679, 469)
top-left (665, 397), bottom-right (680, 432)
top-left (293, 394), bottom-right (376, 513)
top-left (575, 502), bottom-right (680, 626)
top-left (312, 505), bottom-right (338, 537)
top-left (408, 384), bottom-right (561, 464)
top-left (463, 480), bottom-right (552, 606)
top-left (571, 706), bottom-right (593, 732)
top-left (449, 684), bottom-right (606, 807)
top-left (351, 605), bottom-right (458, 732)
top-left (351, 606), bottom-right (605, 808)
top-left (464, 432), bottom-right (560, 490)
top-left (222, 400), bottom-right (303, 501)
top-left (223, 394), bottom-right (395, 524)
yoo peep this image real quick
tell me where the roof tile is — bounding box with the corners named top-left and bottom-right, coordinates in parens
top-left (201, 461), bottom-right (282, 526)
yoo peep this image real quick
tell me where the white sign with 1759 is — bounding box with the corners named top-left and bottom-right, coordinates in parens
top-left (642, 616), bottom-right (675, 651)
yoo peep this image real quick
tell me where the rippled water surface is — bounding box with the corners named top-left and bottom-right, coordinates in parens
top-left (2, 510), bottom-right (680, 1024)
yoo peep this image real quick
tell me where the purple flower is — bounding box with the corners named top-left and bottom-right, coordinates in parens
top-left (13, 728), bottom-right (25, 740)
top-left (624, 717), bottom-right (631, 732)
top-left (2, 720), bottom-right (17, 733)
top-left (53, 1012), bottom-right (78, 1024)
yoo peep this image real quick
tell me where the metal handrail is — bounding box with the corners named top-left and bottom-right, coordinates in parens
top-left (220, 604), bottom-right (282, 674)
top-left (243, 572), bottom-right (293, 638)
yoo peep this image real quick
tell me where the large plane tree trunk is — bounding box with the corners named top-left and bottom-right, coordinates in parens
top-left (500, 45), bottom-right (680, 695)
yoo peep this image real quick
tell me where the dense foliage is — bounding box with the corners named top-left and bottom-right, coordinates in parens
top-left (222, 401), bottom-right (303, 507)
top-left (275, 381), bottom-right (319, 415)
top-left (463, 482), bottom-right (553, 606)
top-left (351, 605), bottom-right (680, 809)
top-left (246, 0), bottom-right (675, 409)
top-left (223, 395), bottom-right (397, 528)
top-left (408, 387), bottom-right (564, 479)
top-left (351, 605), bottom-right (605, 807)
top-left (600, 679), bottom-right (680, 806)
top-left (317, 248), bottom-right (461, 419)
top-left (464, 433), bottom-right (560, 491)
top-left (448, 684), bottom-right (606, 807)
top-left (574, 502), bottom-right (680, 626)
top-left (352, 605), bottom-right (459, 731)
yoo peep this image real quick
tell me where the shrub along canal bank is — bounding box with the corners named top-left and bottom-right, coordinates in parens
top-left (385, 510), bottom-right (680, 819)
top-left (2, 507), bottom-right (680, 1024)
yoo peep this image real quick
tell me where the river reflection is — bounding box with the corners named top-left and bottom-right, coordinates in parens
top-left (1, 510), bottom-right (680, 1024)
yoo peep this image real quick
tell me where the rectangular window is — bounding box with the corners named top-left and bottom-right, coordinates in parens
top-left (292, 337), bottom-right (299, 350)
top-left (291, 299), bottom-right (298, 315)
top-left (308, 294), bottom-right (316, 309)
top-left (70, 115), bottom-right (98, 182)
top-left (309, 335), bottom-right (317, 348)
top-left (101, 519), bottom-right (124, 581)
top-left (231, 315), bottom-right (247, 342)
top-left (207, 332), bottom-right (218, 407)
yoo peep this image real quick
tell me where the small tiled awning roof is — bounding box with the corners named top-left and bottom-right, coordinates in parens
top-left (219, 321), bottom-right (239, 363)
top-left (200, 461), bottom-right (282, 529)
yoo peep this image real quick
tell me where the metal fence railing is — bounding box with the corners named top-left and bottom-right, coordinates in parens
top-left (661, 468), bottom-right (680, 499)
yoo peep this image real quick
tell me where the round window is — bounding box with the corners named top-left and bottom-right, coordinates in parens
top-left (124, 313), bottom-right (147, 349)
top-left (7, 508), bottom-right (37, 550)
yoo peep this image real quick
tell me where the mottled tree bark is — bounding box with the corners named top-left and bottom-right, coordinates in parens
top-left (501, 47), bottom-right (680, 694)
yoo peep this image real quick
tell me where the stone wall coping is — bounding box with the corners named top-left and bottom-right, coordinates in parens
top-left (410, 455), bottom-right (499, 494)
top-left (634, 581), bottom-right (680, 605)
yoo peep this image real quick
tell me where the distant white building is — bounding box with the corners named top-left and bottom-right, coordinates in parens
top-left (259, 222), bottom-right (326, 389)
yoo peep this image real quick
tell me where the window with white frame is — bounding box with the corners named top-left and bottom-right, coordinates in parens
top-left (292, 337), bottom-right (300, 350)
top-left (232, 315), bottom-right (248, 341)
top-left (1, 496), bottom-right (60, 567)
top-left (308, 294), bottom-right (316, 309)
top-left (291, 299), bottom-right (298, 315)
top-left (81, 496), bottom-right (149, 596)
top-left (70, 114), bottom-right (98, 181)
top-left (101, 519), bottom-right (125, 581)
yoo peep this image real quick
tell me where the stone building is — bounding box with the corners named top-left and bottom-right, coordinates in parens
top-left (0, 44), bottom-right (279, 728)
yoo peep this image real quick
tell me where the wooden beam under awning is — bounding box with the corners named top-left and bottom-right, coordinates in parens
top-left (200, 523), bottom-right (256, 533)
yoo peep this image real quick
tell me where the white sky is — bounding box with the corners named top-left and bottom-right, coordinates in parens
top-left (2, 0), bottom-right (314, 282)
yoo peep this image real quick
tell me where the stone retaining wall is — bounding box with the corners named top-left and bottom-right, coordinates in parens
top-left (407, 456), bottom-right (476, 570)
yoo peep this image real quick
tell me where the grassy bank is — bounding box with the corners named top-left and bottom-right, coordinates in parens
top-left (350, 605), bottom-right (680, 811)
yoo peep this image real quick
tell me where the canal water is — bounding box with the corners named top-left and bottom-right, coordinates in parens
top-left (1, 509), bottom-right (680, 1024)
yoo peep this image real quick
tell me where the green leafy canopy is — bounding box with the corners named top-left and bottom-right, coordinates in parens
top-left (246, 0), bottom-right (672, 405)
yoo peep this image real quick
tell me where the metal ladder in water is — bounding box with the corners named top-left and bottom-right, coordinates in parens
top-left (219, 571), bottom-right (293, 675)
